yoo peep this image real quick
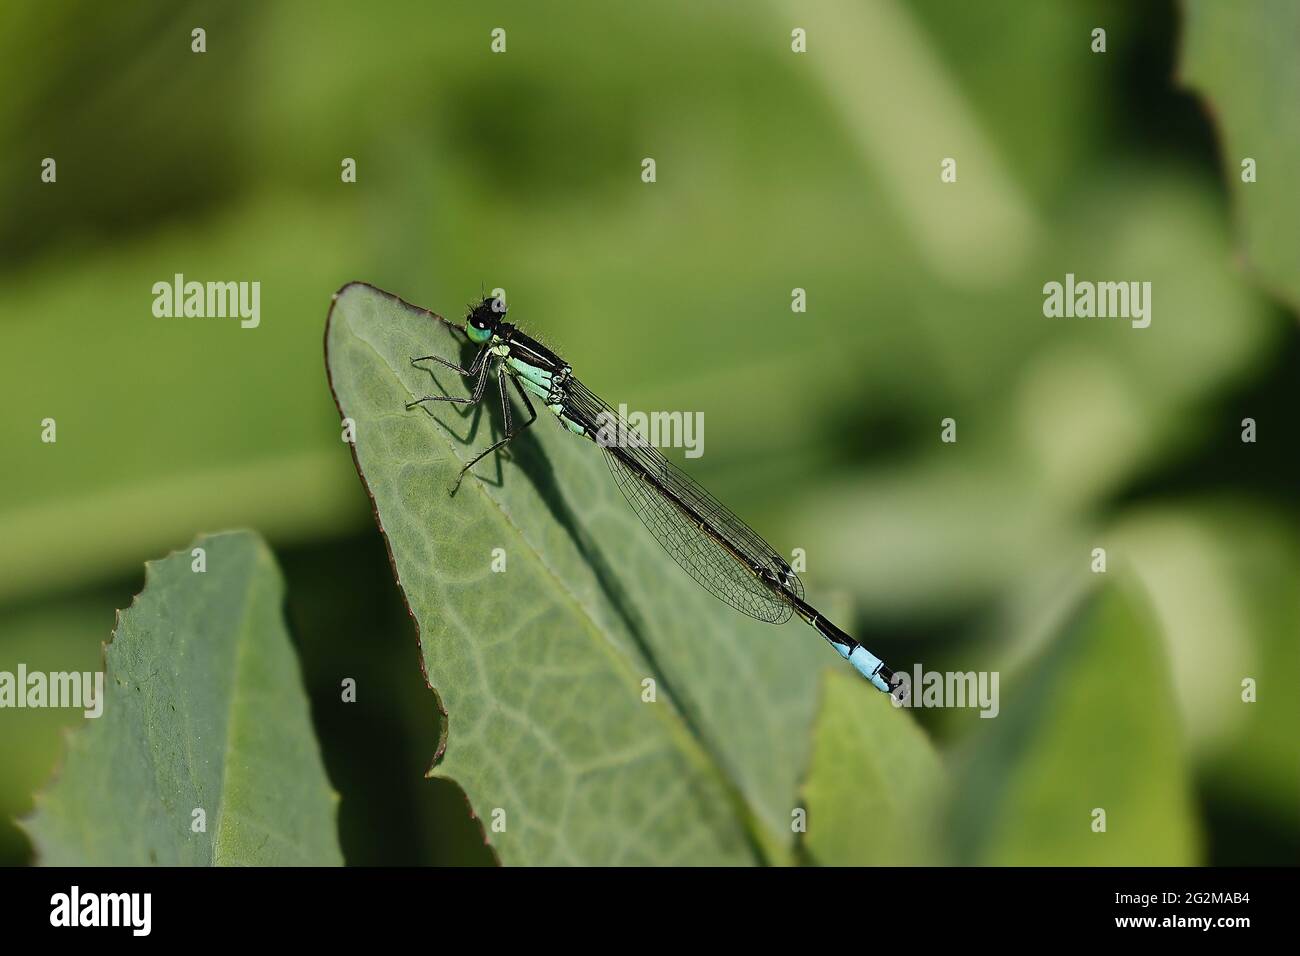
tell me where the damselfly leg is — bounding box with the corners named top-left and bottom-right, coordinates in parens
top-left (406, 343), bottom-right (492, 410)
top-left (410, 341), bottom-right (490, 379)
top-left (448, 365), bottom-right (538, 494)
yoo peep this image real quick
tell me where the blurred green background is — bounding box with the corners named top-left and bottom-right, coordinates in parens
top-left (1, 0), bottom-right (1296, 865)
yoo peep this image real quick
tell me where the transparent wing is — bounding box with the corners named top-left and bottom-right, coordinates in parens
top-left (566, 378), bottom-right (800, 624)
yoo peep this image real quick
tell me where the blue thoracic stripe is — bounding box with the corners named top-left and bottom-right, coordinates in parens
top-left (508, 356), bottom-right (553, 390)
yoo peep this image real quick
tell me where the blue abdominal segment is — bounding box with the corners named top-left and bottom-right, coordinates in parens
top-left (830, 641), bottom-right (891, 694)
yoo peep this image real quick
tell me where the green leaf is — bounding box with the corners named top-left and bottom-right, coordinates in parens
top-left (945, 580), bottom-right (1200, 865)
top-left (22, 531), bottom-right (342, 866)
top-left (1113, 501), bottom-right (1300, 834)
top-left (1181, 0), bottom-right (1300, 311)
top-left (325, 282), bottom-right (847, 865)
top-left (800, 669), bottom-right (944, 865)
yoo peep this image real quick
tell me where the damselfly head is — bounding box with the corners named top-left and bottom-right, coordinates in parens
top-left (466, 296), bottom-right (504, 344)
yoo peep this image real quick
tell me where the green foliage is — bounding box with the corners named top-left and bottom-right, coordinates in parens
top-left (0, 595), bottom-right (107, 863)
top-left (1182, 0), bottom-right (1300, 310)
top-left (23, 532), bottom-right (342, 866)
top-left (326, 282), bottom-right (840, 865)
top-left (801, 670), bottom-right (944, 865)
top-left (1, 0), bottom-right (1297, 866)
top-left (1113, 502), bottom-right (1300, 835)
top-left (946, 582), bottom-right (1199, 865)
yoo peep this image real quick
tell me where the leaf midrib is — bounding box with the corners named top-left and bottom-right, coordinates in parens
top-left (208, 540), bottom-right (263, 865)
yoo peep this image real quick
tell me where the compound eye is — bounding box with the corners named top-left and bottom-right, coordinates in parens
top-left (464, 299), bottom-right (498, 342)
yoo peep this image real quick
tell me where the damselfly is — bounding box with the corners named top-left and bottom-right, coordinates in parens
top-left (407, 297), bottom-right (897, 695)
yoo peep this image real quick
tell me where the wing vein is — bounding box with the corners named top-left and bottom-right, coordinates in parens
top-left (565, 377), bottom-right (801, 624)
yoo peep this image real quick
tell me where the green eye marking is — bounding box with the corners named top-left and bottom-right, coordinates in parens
top-left (466, 322), bottom-right (492, 344)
